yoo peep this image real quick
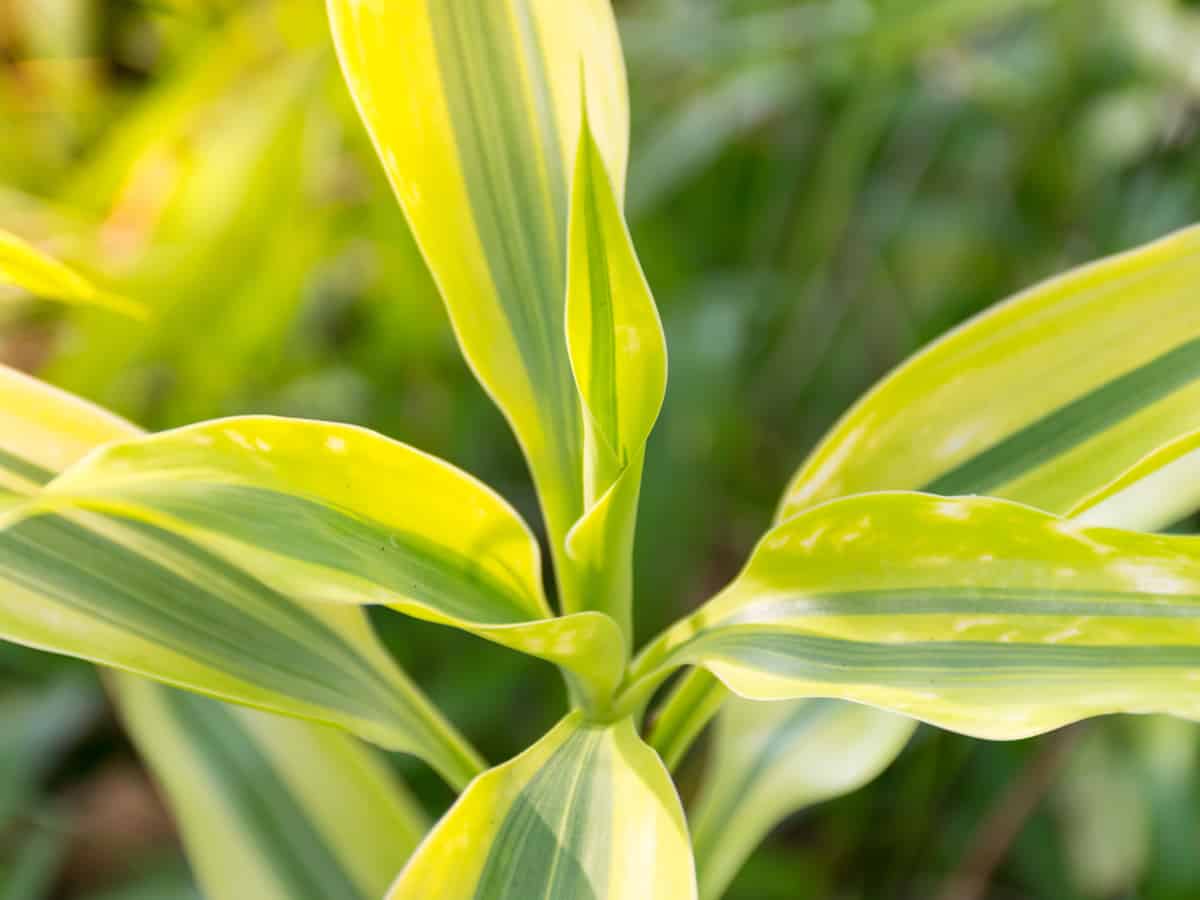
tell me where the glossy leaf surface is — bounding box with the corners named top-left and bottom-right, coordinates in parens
top-left (564, 114), bottom-right (666, 638)
top-left (632, 492), bottom-right (1200, 740)
top-left (26, 417), bottom-right (626, 708)
top-left (388, 712), bottom-right (696, 900)
top-left (329, 0), bottom-right (629, 607)
top-left (116, 675), bottom-right (428, 900)
top-left (0, 365), bottom-right (482, 787)
top-left (780, 225), bottom-right (1200, 521)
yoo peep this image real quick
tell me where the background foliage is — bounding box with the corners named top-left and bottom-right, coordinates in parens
top-left (3, 0), bottom-right (1200, 897)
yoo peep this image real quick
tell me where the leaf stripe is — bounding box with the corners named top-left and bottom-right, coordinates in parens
top-left (0, 514), bottom-right (409, 730)
top-left (721, 587), bottom-right (1200, 624)
top-left (924, 335), bottom-right (1200, 495)
top-left (430, 0), bottom-right (582, 510)
top-left (581, 139), bottom-right (619, 454)
top-left (132, 483), bottom-right (535, 623)
top-left (159, 688), bottom-right (365, 900)
top-left (474, 730), bottom-right (604, 900)
top-left (0, 448), bottom-right (52, 490)
top-left (695, 631), bottom-right (1200, 682)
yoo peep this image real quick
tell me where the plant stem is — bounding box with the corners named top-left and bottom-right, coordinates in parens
top-left (646, 667), bottom-right (727, 770)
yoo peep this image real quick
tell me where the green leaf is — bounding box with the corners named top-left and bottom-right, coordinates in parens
top-left (628, 491), bottom-right (1200, 740)
top-left (0, 365), bottom-right (483, 788)
top-left (0, 229), bottom-right (143, 319)
top-left (328, 0), bottom-right (629, 611)
top-left (779, 225), bottom-right (1200, 522)
top-left (681, 227), bottom-right (1200, 897)
top-left (114, 674), bottom-right (428, 900)
top-left (647, 668), bottom-right (728, 771)
top-left (387, 712), bottom-right (696, 900)
top-left (689, 699), bottom-right (915, 900)
top-left (20, 416), bottom-right (627, 712)
top-left (1069, 429), bottom-right (1200, 530)
top-left (564, 109), bottom-right (667, 639)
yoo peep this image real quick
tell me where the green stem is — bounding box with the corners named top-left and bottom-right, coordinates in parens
top-left (647, 667), bottom-right (728, 770)
top-left (391, 686), bottom-right (488, 792)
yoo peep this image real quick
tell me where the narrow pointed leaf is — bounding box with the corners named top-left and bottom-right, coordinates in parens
top-left (388, 712), bottom-right (696, 900)
top-left (114, 675), bottom-right (428, 900)
top-left (566, 113), bottom-right (666, 475)
top-left (23, 417), bottom-right (627, 708)
top-left (328, 0), bottom-right (629, 607)
top-left (691, 227), bottom-right (1200, 897)
top-left (0, 365), bottom-right (483, 788)
top-left (564, 113), bottom-right (666, 637)
top-left (1070, 430), bottom-right (1200, 530)
top-left (631, 491), bottom-right (1200, 740)
top-left (689, 700), bottom-right (915, 900)
top-left (780, 225), bottom-right (1200, 521)
top-left (0, 229), bottom-right (143, 318)
top-left (2, 364), bottom-right (442, 898)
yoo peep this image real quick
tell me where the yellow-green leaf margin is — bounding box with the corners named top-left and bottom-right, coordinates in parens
top-left (627, 491), bottom-right (1200, 740)
top-left (328, 0), bottom-right (629, 615)
top-left (0, 364), bottom-right (483, 787)
top-left (388, 712), bottom-right (696, 900)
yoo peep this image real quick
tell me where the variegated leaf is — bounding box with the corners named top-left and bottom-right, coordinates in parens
top-left (388, 712), bottom-right (696, 900)
top-left (329, 0), bottom-right (629, 612)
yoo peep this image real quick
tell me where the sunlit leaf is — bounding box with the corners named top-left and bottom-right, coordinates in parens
top-left (388, 712), bottom-right (696, 900)
top-left (564, 110), bottom-right (666, 638)
top-left (677, 225), bottom-right (1200, 896)
top-left (779, 224), bottom-right (1200, 522)
top-left (328, 0), bottom-right (629, 610)
top-left (628, 491), bottom-right (1200, 740)
top-left (0, 229), bottom-right (142, 318)
top-left (48, 53), bottom-right (322, 425)
top-left (0, 365), bottom-right (483, 788)
top-left (19, 416), bottom-right (627, 711)
top-left (115, 675), bottom-right (428, 900)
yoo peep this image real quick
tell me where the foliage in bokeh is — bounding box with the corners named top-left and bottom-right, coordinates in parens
top-left (3, 1), bottom-right (1200, 897)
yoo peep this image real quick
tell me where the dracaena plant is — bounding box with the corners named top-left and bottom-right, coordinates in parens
top-left (5, 3), bottom-right (1200, 899)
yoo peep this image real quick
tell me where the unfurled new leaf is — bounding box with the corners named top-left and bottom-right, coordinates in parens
top-left (388, 712), bottom-right (696, 900)
top-left (564, 112), bottom-right (667, 639)
top-left (683, 228), bottom-right (1200, 894)
top-left (566, 112), bottom-right (666, 484)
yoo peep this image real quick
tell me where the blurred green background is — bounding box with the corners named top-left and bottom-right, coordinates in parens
top-left (3, 0), bottom-right (1200, 897)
